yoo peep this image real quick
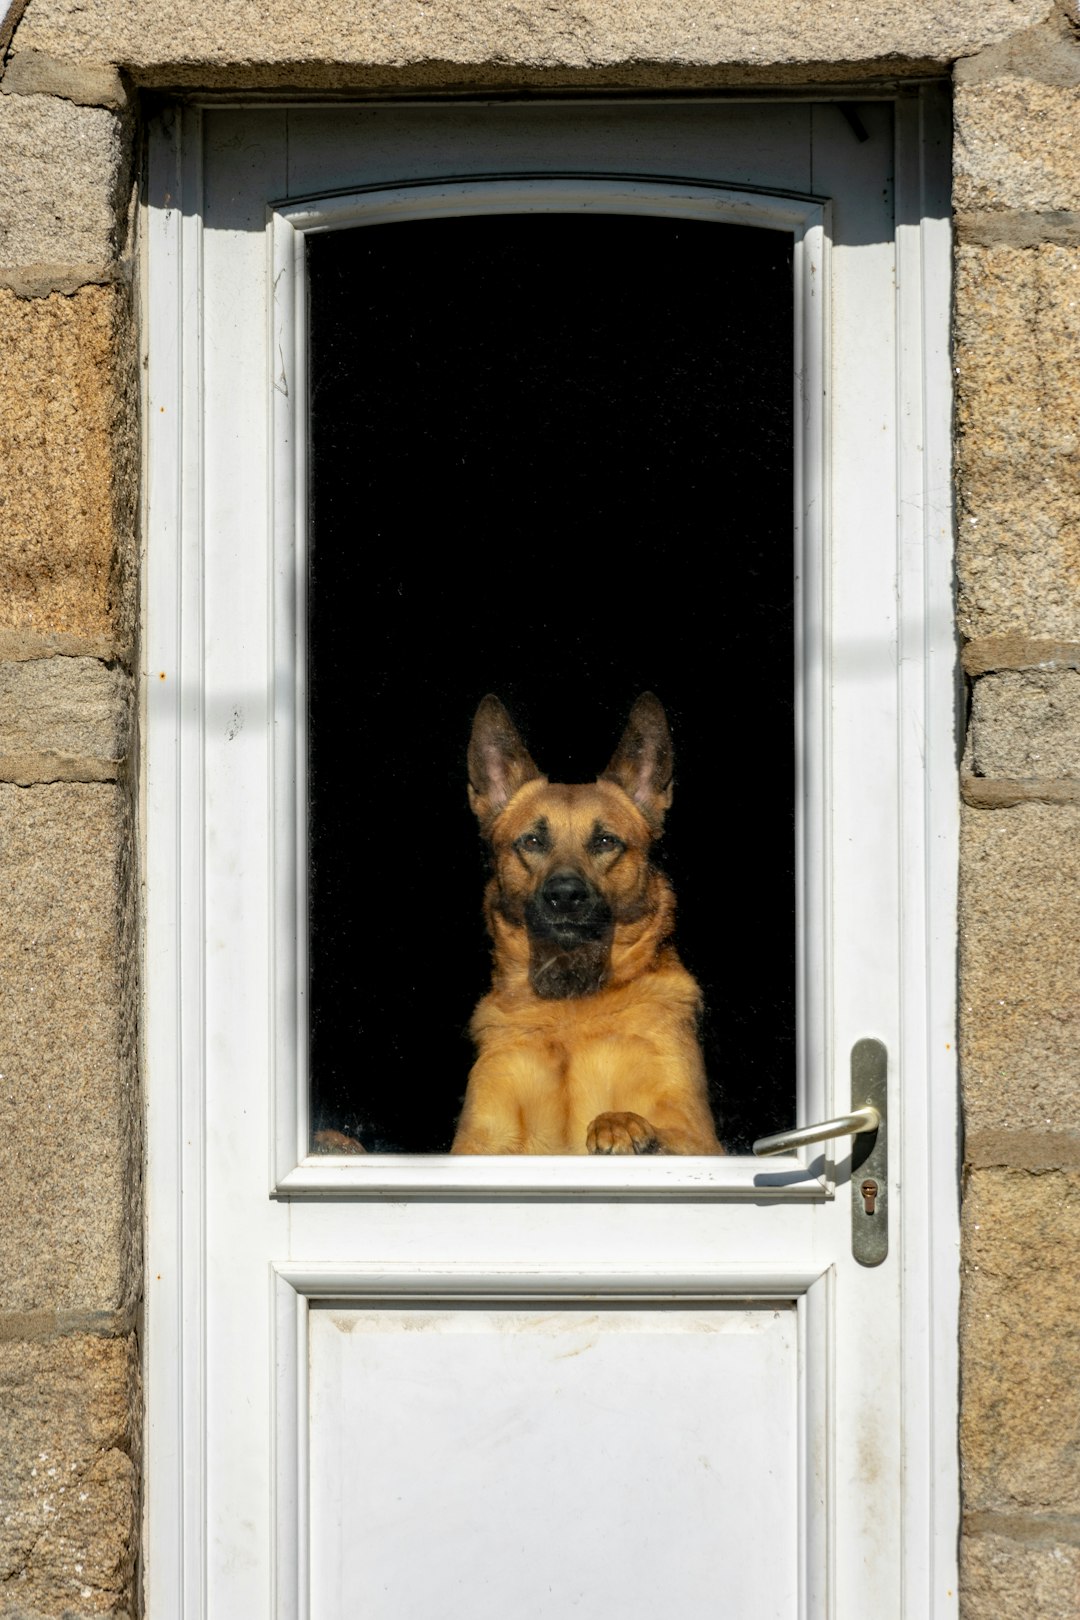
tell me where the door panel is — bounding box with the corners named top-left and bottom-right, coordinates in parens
top-left (309, 1302), bottom-right (798, 1617)
top-left (145, 95), bottom-right (958, 1619)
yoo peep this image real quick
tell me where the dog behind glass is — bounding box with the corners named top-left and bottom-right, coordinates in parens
top-left (452, 693), bottom-right (723, 1155)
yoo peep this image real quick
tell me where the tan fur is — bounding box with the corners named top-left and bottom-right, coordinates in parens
top-left (452, 698), bottom-right (723, 1156)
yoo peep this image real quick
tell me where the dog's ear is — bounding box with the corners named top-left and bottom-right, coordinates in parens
top-left (601, 693), bottom-right (674, 833)
top-left (468, 696), bottom-right (543, 831)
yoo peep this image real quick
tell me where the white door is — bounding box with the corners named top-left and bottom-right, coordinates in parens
top-left (145, 95), bottom-right (959, 1618)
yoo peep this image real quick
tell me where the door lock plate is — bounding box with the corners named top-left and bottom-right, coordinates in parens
top-left (851, 1039), bottom-right (888, 1266)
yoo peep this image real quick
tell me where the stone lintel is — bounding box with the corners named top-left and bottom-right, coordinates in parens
top-left (124, 58), bottom-right (948, 94)
top-left (11, 0), bottom-right (1052, 76)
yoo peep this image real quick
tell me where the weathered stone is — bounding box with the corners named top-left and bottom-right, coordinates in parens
top-left (0, 658), bottom-right (130, 781)
top-left (0, 50), bottom-right (128, 109)
top-left (955, 78), bottom-right (1080, 215)
top-left (965, 1128), bottom-right (1080, 1170)
top-left (961, 1169), bottom-right (1080, 1514)
top-left (963, 636), bottom-right (1080, 676)
top-left (955, 9), bottom-right (1080, 86)
top-left (961, 1526), bottom-right (1080, 1620)
top-left (0, 784), bottom-right (138, 1315)
top-left (955, 242), bottom-right (1080, 640)
top-left (0, 0), bottom-right (29, 61)
top-left (956, 243), bottom-right (1080, 468)
top-left (0, 94), bottom-right (124, 275)
top-left (955, 15), bottom-right (1080, 217)
top-left (962, 779), bottom-right (1080, 807)
top-left (10, 0), bottom-right (1054, 85)
top-left (960, 804), bottom-right (1080, 1135)
top-left (0, 286), bottom-right (136, 652)
top-left (970, 671), bottom-right (1080, 779)
top-left (955, 211), bottom-right (1080, 248)
top-left (0, 1333), bottom-right (137, 1616)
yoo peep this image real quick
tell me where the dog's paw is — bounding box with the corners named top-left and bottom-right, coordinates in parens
top-left (586, 1112), bottom-right (661, 1156)
top-left (311, 1128), bottom-right (367, 1155)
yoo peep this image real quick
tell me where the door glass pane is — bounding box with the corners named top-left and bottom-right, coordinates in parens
top-left (307, 213), bottom-right (794, 1154)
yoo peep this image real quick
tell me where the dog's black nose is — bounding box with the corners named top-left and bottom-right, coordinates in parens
top-left (541, 871), bottom-right (591, 916)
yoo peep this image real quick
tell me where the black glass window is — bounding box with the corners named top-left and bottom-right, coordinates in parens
top-left (307, 212), bottom-right (794, 1154)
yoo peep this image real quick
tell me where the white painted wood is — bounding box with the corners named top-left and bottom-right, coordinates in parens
top-left (144, 96), bottom-right (959, 1620)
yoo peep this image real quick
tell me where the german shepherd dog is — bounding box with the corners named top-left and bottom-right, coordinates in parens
top-left (451, 694), bottom-right (723, 1156)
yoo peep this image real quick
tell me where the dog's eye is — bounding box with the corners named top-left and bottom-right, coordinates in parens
top-left (591, 833), bottom-right (625, 856)
top-left (516, 833), bottom-right (547, 853)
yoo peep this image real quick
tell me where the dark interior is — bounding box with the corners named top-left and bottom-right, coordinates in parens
top-left (307, 210), bottom-right (795, 1155)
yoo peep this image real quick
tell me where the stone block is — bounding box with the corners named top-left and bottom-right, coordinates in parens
top-left (970, 671), bottom-right (1080, 779)
top-left (0, 1333), bottom-right (137, 1616)
top-left (961, 1528), bottom-right (1080, 1620)
top-left (0, 658), bottom-right (131, 780)
top-left (961, 1168), bottom-right (1080, 1513)
top-left (0, 784), bottom-right (138, 1315)
top-left (0, 286), bottom-right (136, 651)
top-left (11, 0), bottom-right (1053, 85)
top-left (955, 13), bottom-right (1080, 218)
top-left (960, 803), bottom-right (1080, 1134)
top-left (0, 94), bottom-right (124, 275)
top-left (955, 79), bottom-right (1080, 215)
top-left (955, 242), bottom-right (1080, 469)
top-left (955, 242), bottom-right (1080, 641)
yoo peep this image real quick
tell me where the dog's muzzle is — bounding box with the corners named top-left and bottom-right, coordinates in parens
top-left (525, 870), bottom-right (613, 945)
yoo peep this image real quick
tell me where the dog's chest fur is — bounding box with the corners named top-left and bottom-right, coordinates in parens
top-left (470, 965), bottom-right (702, 1154)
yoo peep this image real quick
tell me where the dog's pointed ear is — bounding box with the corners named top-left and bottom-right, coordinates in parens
top-left (601, 693), bottom-right (674, 833)
top-left (468, 696), bottom-right (543, 831)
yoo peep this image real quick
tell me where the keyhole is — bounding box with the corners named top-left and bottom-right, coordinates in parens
top-left (861, 1178), bottom-right (879, 1215)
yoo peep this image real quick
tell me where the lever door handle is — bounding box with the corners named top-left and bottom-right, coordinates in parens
top-left (752, 1039), bottom-right (889, 1267)
top-left (752, 1105), bottom-right (879, 1158)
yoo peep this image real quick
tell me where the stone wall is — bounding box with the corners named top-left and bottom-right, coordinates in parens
top-left (0, 23), bottom-right (140, 1616)
top-left (1, 0), bottom-right (1079, 1615)
top-left (953, 12), bottom-right (1080, 1615)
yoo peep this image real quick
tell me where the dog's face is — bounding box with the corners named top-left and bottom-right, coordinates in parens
top-left (468, 695), bottom-right (676, 999)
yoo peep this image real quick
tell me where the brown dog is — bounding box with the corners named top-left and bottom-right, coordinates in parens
top-left (451, 694), bottom-right (723, 1156)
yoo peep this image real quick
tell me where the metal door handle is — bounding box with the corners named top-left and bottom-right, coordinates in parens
top-left (753, 1038), bottom-right (889, 1267)
top-left (751, 1106), bottom-right (879, 1158)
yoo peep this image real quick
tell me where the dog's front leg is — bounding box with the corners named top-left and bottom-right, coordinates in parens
top-left (450, 1057), bottom-right (526, 1154)
top-left (452, 1045), bottom-right (569, 1153)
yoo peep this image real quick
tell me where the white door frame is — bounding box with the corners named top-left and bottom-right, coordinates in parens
top-left (143, 91), bottom-right (959, 1618)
